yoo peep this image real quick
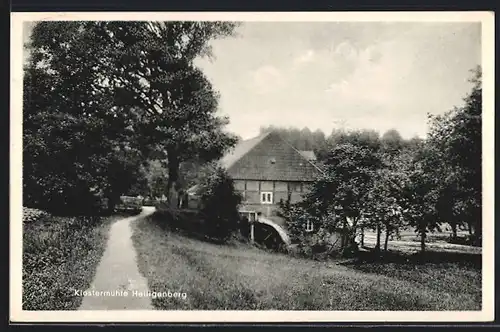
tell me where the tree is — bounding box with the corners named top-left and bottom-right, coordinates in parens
top-left (426, 66), bottom-right (482, 245)
top-left (259, 125), bottom-right (327, 152)
top-left (299, 127), bottom-right (314, 150)
top-left (26, 21), bottom-right (240, 210)
top-left (381, 129), bottom-right (404, 156)
top-left (398, 144), bottom-right (442, 253)
top-left (302, 142), bottom-right (382, 251)
top-left (367, 128), bottom-right (408, 251)
top-left (196, 166), bottom-right (243, 242)
top-left (23, 55), bottom-right (142, 214)
top-left (318, 129), bottom-right (381, 162)
top-left (312, 129), bottom-right (327, 152)
top-left (366, 166), bottom-right (406, 252)
top-left (140, 160), bottom-right (169, 198)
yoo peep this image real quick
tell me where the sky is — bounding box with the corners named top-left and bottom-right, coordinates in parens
top-left (23, 21), bottom-right (481, 140)
top-left (194, 22), bottom-right (481, 140)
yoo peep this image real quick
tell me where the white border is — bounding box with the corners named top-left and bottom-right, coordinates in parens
top-left (10, 11), bottom-right (495, 323)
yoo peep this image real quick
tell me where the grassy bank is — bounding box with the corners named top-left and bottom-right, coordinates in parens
top-left (22, 211), bottom-right (119, 310)
top-left (131, 213), bottom-right (481, 311)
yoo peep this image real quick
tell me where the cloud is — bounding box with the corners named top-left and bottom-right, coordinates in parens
top-left (248, 65), bottom-right (286, 95)
top-left (197, 22), bottom-right (480, 140)
top-left (293, 49), bottom-right (315, 65)
top-left (325, 41), bottom-right (414, 106)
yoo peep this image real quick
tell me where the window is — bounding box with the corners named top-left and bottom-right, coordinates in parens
top-left (248, 212), bottom-right (257, 222)
top-left (305, 220), bottom-right (314, 232)
top-left (239, 211), bottom-right (257, 222)
top-left (260, 191), bottom-right (273, 204)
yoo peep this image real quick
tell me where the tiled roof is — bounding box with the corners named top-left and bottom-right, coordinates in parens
top-left (219, 132), bottom-right (271, 169)
top-left (224, 131), bottom-right (323, 182)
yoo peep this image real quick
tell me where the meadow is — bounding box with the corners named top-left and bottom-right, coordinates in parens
top-left (131, 213), bottom-right (482, 311)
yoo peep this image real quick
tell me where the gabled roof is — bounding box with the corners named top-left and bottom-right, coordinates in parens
top-left (222, 131), bottom-right (324, 182)
top-left (187, 131), bottom-right (324, 195)
top-left (219, 132), bottom-right (271, 169)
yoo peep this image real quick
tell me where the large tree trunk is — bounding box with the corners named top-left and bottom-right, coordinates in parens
top-left (166, 156), bottom-right (180, 208)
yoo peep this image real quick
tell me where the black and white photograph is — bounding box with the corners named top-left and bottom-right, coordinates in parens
top-left (10, 12), bottom-right (494, 323)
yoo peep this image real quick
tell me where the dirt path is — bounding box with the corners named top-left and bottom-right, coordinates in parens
top-left (79, 207), bottom-right (155, 310)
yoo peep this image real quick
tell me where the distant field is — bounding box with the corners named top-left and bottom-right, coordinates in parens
top-left (131, 213), bottom-right (481, 311)
top-left (362, 230), bottom-right (481, 255)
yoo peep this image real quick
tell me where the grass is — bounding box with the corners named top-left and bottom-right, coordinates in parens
top-left (22, 212), bottom-right (120, 310)
top-left (130, 213), bottom-right (482, 311)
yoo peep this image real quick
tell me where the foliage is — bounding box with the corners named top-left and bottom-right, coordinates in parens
top-left (279, 202), bottom-right (350, 258)
top-left (139, 159), bottom-right (169, 198)
top-left (283, 66), bottom-right (482, 253)
top-left (24, 21), bottom-right (240, 214)
top-left (22, 211), bottom-right (115, 310)
top-left (395, 144), bottom-right (446, 252)
top-left (315, 128), bottom-right (381, 162)
top-left (23, 60), bottom-right (145, 215)
top-left (279, 201), bottom-right (323, 242)
top-left (366, 169), bottom-right (406, 250)
top-left (425, 66), bottom-right (482, 244)
top-left (363, 134), bottom-right (416, 250)
top-left (196, 166), bottom-right (243, 241)
top-left (278, 140), bottom-right (381, 256)
top-left (308, 142), bottom-right (381, 226)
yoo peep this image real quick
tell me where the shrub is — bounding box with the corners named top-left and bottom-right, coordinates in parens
top-left (196, 166), bottom-right (243, 242)
top-left (278, 201), bottom-right (354, 259)
top-left (22, 211), bottom-right (112, 310)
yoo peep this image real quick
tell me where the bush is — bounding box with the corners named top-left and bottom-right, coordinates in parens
top-left (278, 201), bottom-right (352, 259)
top-left (23, 178), bottom-right (106, 216)
top-left (196, 166), bottom-right (243, 242)
top-left (22, 210), bottom-right (112, 310)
